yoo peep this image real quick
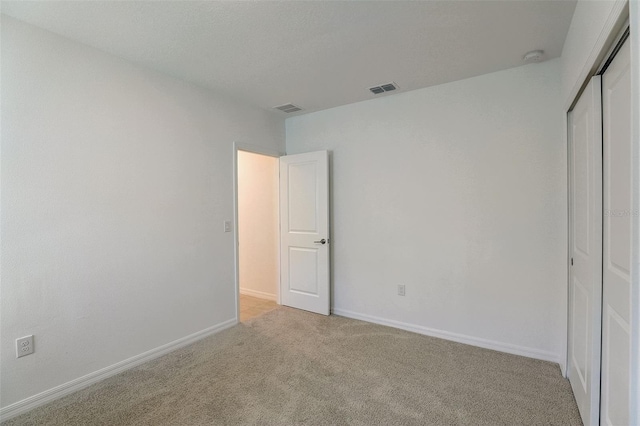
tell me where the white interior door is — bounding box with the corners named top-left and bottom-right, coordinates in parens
top-left (568, 75), bottom-right (603, 426)
top-left (280, 151), bottom-right (330, 315)
top-left (601, 36), bottom-right (632, 426)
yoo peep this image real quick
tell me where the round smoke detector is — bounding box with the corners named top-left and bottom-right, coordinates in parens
top-left (523, 50), bottom-right (545, 63)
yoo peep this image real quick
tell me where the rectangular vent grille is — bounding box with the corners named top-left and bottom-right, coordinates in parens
top-left (369, 82), bottom-right (398, 95)
top-left (274, 103), bottom-right (303, 113)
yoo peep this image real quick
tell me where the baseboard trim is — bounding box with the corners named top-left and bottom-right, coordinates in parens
top-left (0, 318), bottom-right (237, 421)
top-left (239, 287), bottom-right (277, 301)
top-left (331, 308), bottom-right (561, 365)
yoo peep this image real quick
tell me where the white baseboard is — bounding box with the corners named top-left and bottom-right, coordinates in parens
top-left (331, 308), bottom-right (561, 365)
top-left (239, 287), bottom-right (277, 301)
top-left (0, 318), bottom-right (237, 422)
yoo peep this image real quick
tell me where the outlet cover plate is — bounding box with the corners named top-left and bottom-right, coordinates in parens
top-left (16, 335), bottom-right (34, 358)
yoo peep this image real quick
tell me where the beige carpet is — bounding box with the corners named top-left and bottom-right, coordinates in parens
top-left (3, 307), bottom-right (582, 425)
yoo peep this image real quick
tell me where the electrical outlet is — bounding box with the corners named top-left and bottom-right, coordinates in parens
top-left (16, 335), bottom-right (34, 358)
top-left (223, 220), bottom-right (232, 233)
top-left (397, 285), bottom-right (406, 296)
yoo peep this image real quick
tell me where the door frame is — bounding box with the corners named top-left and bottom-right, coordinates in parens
top-left (232, 142), bottom-right (284, 323)
top-left (631, 3), bottom-right (640, 424)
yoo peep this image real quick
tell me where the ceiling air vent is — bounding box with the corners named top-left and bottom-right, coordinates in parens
top-left (274, 103), bottom-right (303, 113)
top-left (369, 82), bottom-right (398, 95)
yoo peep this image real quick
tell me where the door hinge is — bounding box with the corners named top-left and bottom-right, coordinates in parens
top-left (571, 258), bottom-right (574, 266)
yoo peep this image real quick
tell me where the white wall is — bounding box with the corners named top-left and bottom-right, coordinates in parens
top-left (238, 151), bottom-right (279, 301)
top-left (286, 59), bottom-right (566, 362)
top-left (0, 16), bottom-right (284, 411)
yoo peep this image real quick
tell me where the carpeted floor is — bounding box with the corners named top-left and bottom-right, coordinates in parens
top-left (3, 307), bottom-right (582, 425)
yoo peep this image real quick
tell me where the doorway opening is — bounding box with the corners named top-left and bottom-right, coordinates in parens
top-left (234, 144), bottom-right (331, 320)
top-left (235, 146), bottom-right (280, 322)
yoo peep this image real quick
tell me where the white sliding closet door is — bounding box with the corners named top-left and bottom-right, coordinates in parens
top-left (568, 76), bottom-right (603, 426)
top-left (601, 36), bottom-right (632, 426)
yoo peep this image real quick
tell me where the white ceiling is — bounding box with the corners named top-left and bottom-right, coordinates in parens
top-left (1, 1), bottom-right (576, 115)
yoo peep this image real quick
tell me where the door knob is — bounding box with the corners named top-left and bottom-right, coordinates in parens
top-left (314, 238), bottom-right (327, 245)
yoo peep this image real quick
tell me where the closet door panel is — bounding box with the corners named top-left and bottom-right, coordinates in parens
top-left (601, 36), bottom-right (632, 426)
top-left (568, 75), bottom-right (603, 426)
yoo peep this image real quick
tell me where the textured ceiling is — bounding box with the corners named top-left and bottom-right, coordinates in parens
top-left (1, 1), bottom-right (576, 115)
